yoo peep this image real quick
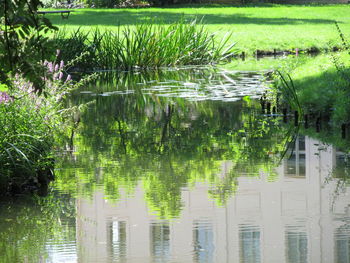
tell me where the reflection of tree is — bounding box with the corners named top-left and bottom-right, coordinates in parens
top-left (0, 192), bottom-right (76, 262)
top-left (56, 70), bottom-right (294, 219)
top-left (208, 168), bottom-right (239, 207)
top-left (143, 158), bottom-right (187, 218)
top-left (323, 153), bottom-right (350, 211)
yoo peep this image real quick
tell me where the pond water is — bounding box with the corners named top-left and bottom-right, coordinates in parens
top-left (1, 67), bottom-right (350, 263)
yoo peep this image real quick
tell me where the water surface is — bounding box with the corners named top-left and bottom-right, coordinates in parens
top-left (1, 67), bottom-right (349, 263)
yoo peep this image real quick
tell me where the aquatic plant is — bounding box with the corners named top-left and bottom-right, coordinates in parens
top-left (52, 19), bottom-right (236, 71)
top-left (0, 97), bottom-right (55, 194)
top-left (0, 56), bottom-right (94, 195)
top-left (275, 70), bottom-right (303, 119)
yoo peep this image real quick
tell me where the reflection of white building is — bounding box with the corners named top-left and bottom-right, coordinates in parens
top-left (76, 136), bottom-right (350, 263)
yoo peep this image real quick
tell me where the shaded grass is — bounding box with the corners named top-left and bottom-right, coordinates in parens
top-left (43, 4), bottom-right (350, 54)
top-left (277, 52), bottom-right (350, 124)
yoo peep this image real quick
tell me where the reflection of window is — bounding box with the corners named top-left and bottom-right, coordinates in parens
top-left (335, 228), bottom-right (350, 263)
top-left (107, 221), bottom-right (126, 260)
top-left (239, 226), bottom-right (261, 263)
top-left (150, 223), bottom-right (170, 262)
top-left (286, 231), bottom-right (308, 263)
top-left (193, 221), bottom-right (214, 263)
top-left (334, 153), bottom-right (349, 178)
top-left (285, 137), bottom-right (306, 177)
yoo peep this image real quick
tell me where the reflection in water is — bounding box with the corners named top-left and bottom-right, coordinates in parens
top-left (239, 225), bottom-right (261, 263)
top-left (108, 220), bottom-right (127, 261)
top-left (1, 68), bottom-right (350, 262)
top-left (336, 226), bottom-right (350, 263)
top-left (286, 229), bottom-right (308, 263)
top-left (285, 137), bottom-right (306, 177)
top-left (151, 222), bottom-right (170, 262)
top-left (193, 221), bottom-right (214, 263)
top-left (0, 193), bottom-right (76, 263)
top-left (71, 134), bottom-right (350, 263)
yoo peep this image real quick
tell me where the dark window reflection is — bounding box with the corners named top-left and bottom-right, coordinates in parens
top-left (239, 226), bottom-right (261, 263)
top-left (286, 231), bottom-right (308, 263)
top-left (335, 228), bottom-right (350, 263)
top-left (150, 223), bottom-right (170, 262)
top-left (107, 220), bottom-right (127, 260)
top-left (193, 221), bottom-right (214, 263)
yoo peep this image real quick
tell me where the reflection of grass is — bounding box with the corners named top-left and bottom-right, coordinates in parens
top-left (300, 126), bottom-right (350, 152)
top-left (44, 4), bottom-right (350, 54)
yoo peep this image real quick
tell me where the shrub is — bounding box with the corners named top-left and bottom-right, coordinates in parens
top-left (0, 95), bottom-right (55, 194)
top-left (0, 58), bottom-right (87, 195)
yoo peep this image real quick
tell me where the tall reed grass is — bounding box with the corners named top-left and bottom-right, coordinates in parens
top-left (52, 20), bottom-right (236, 71)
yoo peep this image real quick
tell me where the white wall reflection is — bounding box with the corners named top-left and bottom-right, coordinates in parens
top-left (76, 136), bottom-right (350, 263)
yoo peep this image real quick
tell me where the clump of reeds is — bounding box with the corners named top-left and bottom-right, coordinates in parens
top-left (52, 19), bottom-right (236, 71)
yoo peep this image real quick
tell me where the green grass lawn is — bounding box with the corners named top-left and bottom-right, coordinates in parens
top-left (44, 4), bottom-right (350, 54)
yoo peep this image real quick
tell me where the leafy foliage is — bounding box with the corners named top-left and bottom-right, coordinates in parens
top-left (0, 0), bottom-right (57, 92)
top-left (0, 57), bottom-right (94, 195)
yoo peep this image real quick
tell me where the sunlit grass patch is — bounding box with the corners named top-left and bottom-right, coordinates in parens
top-left (44, 4), bottom-right (350, 54)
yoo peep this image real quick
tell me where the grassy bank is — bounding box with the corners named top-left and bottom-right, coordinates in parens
top-left (275, 51), bottom-right (350, 145)
top-left (44, 4), bottom-right (350, 55)
top-left (282, 52), bottom-right (350, 123)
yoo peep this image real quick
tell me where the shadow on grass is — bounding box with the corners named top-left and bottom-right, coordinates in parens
top-left (49, 10), bottom-right (337, 27)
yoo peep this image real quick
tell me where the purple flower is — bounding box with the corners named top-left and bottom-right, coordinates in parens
top-left (48, 62), bottom-right (54, 73)
top-left (66, 74), bottom-right (72, 82)
top-left (54, 64), bottom-right (59, 72)
top-left (60, 60), bottom-right (64, 70)
top-left (58, 72), bottom-right (63, 80)
top-left (0, 92), bottom-right (12, 104)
